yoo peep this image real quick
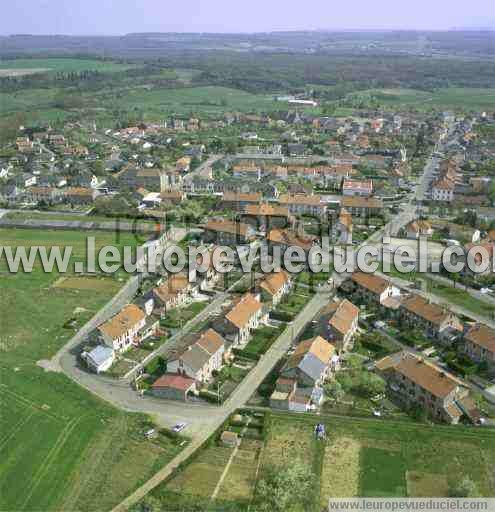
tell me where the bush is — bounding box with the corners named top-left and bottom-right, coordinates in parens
top-left (270, 310), bottom-right (294, 322)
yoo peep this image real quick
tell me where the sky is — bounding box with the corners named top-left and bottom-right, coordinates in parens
top-left (1, 0), bottom-right (494, 35)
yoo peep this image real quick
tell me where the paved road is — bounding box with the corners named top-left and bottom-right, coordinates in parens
top-left (183, 154), bottom-right (223, 182)
top-left (112, 288), bottom-right (331, 512)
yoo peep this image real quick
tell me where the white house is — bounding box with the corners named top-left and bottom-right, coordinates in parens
top-left (83, 345), bottom-right (115, 373)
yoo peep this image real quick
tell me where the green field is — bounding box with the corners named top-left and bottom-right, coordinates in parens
top-left (0, 58), bottom-right (133, 74)
top-left (108, 85), bottom-right (282, 117)
top-left (0, 228), bottom-right (185, 511)
top-left (365, 87), bottom-right (495, 111)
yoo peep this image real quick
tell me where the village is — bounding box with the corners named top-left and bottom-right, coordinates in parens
top-left (2, 103), bottom-right (495, 427)
top-left (4, 21), bottom-right (495, 512)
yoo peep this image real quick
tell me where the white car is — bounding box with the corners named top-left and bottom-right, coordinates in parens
top-left (373, 410), bottom-right (382, 418)
top-left (172, 422), bottom-right (187, 433)
top-left (481, 288), bottom-right (490, 295)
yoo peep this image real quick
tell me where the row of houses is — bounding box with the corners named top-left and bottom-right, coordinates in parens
top-left (151, 272), bottom-right (294, 401)
top-left (344, 271), bottom-right (490, 424)
top-left (269, 293), bottom-right (361, 413)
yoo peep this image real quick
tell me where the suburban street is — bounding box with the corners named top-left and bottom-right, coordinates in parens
top-left (111, 287), bottom-right (331, 512)
top-left (45, 119), bottom-right (476, 511)
top-left (183, 153), bottom-right (224, 182)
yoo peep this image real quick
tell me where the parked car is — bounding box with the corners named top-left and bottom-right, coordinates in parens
top-left (172, 422), bottom-right (187, 433)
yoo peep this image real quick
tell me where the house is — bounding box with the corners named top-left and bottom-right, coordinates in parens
top-left (167, 329), bottom-right (226, 383)
top-left (151, 374), bottom-right (197, 401)
top-left (259, 271), bottom-right (292, 306)
top-left (319, 299), bottom-right (359, 353)
top-left (97, 305), bottom-right (148, 353)
top-left (361, 154), bottom-right (390, 170)
top-left (348, 272), bottom-right (401, 307)
top-left (287, 143), bottom-right (307, 157)
top-left (340, 196), bottom-right (383, 218)
top-left (269, 377), bottom-right (297, 410)
top-left (82, 345), bottom-right (115, 374)
top-left (19, 173), bottom-right (37, 188)
top-left (279, 194), bottom-right (327, 216)
top-left (267, 228), bottom-right (318, 259)
top-left (220, 191), bottom-right (262, 211)
top-left (24, 186), bottom-right (61, 204)
top-left (49, 134), bottom-right (66, 147)
top-left (406, 220), bottom-right (434, 239)
top-left (16, 137), bottom-right (34, 153)
top-left (375, 350), bottom-right (473, 424)
top-left (342, 179), bottom-right (373, 197)
top-left (334, 208), bottom-right (353, 245)
top-left (241, 203), bottom-right (293, 232)
top-left (153, 274), bottom-right (191, 313)
top-left (212, 293), bottom-right (264, 347)
top-left (160, 190), bottom-right (186, 205)
top-left (202, 219), bottom-right (256, 246)
top-left (281, 336), bottom-right (335, 387)
top-left (432, 177), bottom-right (455, 202)
top-left (118, 166), bottom-right (168, 191)
top-left (62, 187), bottom-right (98, 205)
top-left (195, 246), bottom-right (221, 290)
top-left (176, 156), bottom-right (192, 173)
top-left (463, 323), bottom-right (495, 370)
top-left (463, 243), bottom-right (495, 276)
top-left (399, 294), bottom-right (463, 341)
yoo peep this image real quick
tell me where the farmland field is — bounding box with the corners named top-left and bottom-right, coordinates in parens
top-left (0, 57), bottom-right (133, 74)
top-left (107, 85), bottom-right (311, 117)
top-left (363, 87), bottom-right (495, 111)
top-left (0, 228), bottom-right (185, 512)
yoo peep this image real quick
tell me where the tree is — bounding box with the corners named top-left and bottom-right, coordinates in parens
top-left (324, 380), bottom-right (345, 402)
top-left (351, 372), bottom-right (386, 399)
top-left (254, 460), bottom-right (313, 512)
top-left (449, 476), bottom-right (479, 498)
top-left (336, 372), bottom-right (354, 393)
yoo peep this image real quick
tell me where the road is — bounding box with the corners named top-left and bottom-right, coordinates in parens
top-left (183, 154), bottom-right (223, 182)
top-left (111, 288), bottom-right (331, 512)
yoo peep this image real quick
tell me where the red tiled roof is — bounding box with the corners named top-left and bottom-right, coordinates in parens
top-left (152, 374), bottom-right (195, 391)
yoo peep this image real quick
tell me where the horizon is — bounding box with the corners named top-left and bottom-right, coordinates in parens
top-left (2, 27), bottom-right (495, 38)
top-left (1, 0), bottom-right (494, 37)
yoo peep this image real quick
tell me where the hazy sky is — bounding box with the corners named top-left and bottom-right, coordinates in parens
top-left (1, 0), bottom-right (494, 35)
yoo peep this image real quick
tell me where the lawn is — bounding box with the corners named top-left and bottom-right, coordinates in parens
top-left (0, 228), bottom-right (138, 358)
top-left (0, 228), bottom-right (185, 511)
top-left (160, 301), bottom-right (208, 329)
top-left (238, 325), bottom-right (285, 360)
top-left (275, 290), bottom-right (312, 317)
top-left (427, 281), bottom-right (495, 317)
